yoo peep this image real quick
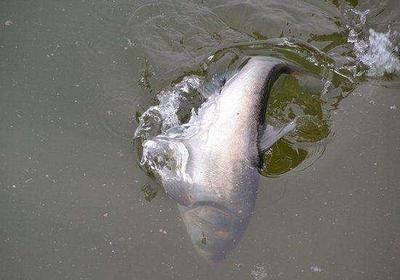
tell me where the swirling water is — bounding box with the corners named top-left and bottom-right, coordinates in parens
top-left (1, 0), bottom-right (400, 279)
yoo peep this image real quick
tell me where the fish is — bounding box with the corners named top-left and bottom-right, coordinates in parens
top-left (139, 56), bottom-right (297, 262)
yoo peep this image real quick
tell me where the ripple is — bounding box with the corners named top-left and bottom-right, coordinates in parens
top-left (95, 91), bottom-right (138, 140)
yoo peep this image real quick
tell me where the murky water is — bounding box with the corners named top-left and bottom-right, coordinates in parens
top-left (1, 0), bottom-right (400, 279)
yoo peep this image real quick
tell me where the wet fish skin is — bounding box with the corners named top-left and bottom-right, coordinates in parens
top-left (163, 57), bottom-right (294, 262)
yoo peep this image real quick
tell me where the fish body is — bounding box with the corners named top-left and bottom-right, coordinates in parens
top-left (141, 57), bottom-right (294, 261)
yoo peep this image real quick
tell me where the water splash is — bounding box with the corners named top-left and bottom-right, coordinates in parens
top-left (135, 74), bottom-right (220, 181)
top-left (141, 138), bottom-right (192, 182)
top-left (359, 29), bottom-right (400, 77)
top-left (347, 9), bottom-right (400, 77)
top-left (135, 75), bottom-right (203, 140)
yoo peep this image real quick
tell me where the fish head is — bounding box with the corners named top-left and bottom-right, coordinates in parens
top-left (180, 201), bottom-right (249, 262)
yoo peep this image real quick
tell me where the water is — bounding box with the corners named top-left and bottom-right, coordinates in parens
top-left (346, 9), bottom-right (400, 77)
top-left (1, 1), bottom-right (400, 279)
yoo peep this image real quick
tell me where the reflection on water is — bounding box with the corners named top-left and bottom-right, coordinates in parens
top-left (262, 74), bottom-right (331, 176)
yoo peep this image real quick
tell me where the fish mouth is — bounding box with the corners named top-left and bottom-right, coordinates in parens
top-left (187, 200), bottom-right (236, 216)
top-left (183, 201), bottom-right (235, 235)
top-left (181, 201), bottom-right (245, 262)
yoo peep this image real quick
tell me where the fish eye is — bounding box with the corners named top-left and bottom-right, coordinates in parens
top-left (201, 232), bottom-right (207, 245)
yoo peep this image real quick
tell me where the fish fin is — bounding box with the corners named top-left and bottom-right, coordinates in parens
top-left (259, 120), bottom-right (296, 152)
top-left (163, 179), bottom-right (194, 207)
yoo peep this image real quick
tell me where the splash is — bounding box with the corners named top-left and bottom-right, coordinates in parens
top-left (141, 138), bottom-right (192, 182)
top-left (347, 9), bottom-right (400, 77)
top-left (135, 76), bottom-right (203, 140)
top-left (135, 75), bottom-right (205, 180)
top-left (136, 70), bottom-right (237, 182)
top-left (359, 29), bottom-right (400, 77)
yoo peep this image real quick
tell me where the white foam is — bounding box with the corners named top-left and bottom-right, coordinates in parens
top-left (359, 29), bottom-right (400, 77)
top-left (141, 138), bottom-right (192, 182)
top-left (310, 265), bottom-right (323, 273)
top-left (135, 75), bottom-right (206, 181)
top-left (347, 10), bottom-right (400, 77)
top-left (135, 75), bottom-right (203, 139)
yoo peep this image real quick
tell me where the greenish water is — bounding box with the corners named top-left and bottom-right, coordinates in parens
top-left (1, 1), bottom-right (400, 279)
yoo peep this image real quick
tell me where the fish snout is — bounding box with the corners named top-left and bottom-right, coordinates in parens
top-left (181, 202), bottom-right (247, 262)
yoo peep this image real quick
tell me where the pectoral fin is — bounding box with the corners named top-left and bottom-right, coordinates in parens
top-left (259, 120), bottom-right (296, 152)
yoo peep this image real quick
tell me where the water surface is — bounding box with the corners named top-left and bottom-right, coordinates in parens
top-left (1, 0), bottom-right (400, 279)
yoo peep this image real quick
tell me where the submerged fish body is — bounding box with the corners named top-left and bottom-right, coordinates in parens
top-left (140, 57), bottom-right (295, 261)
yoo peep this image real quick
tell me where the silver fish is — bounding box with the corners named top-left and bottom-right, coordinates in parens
top-left (141, 56), bottom-right (297, 261)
